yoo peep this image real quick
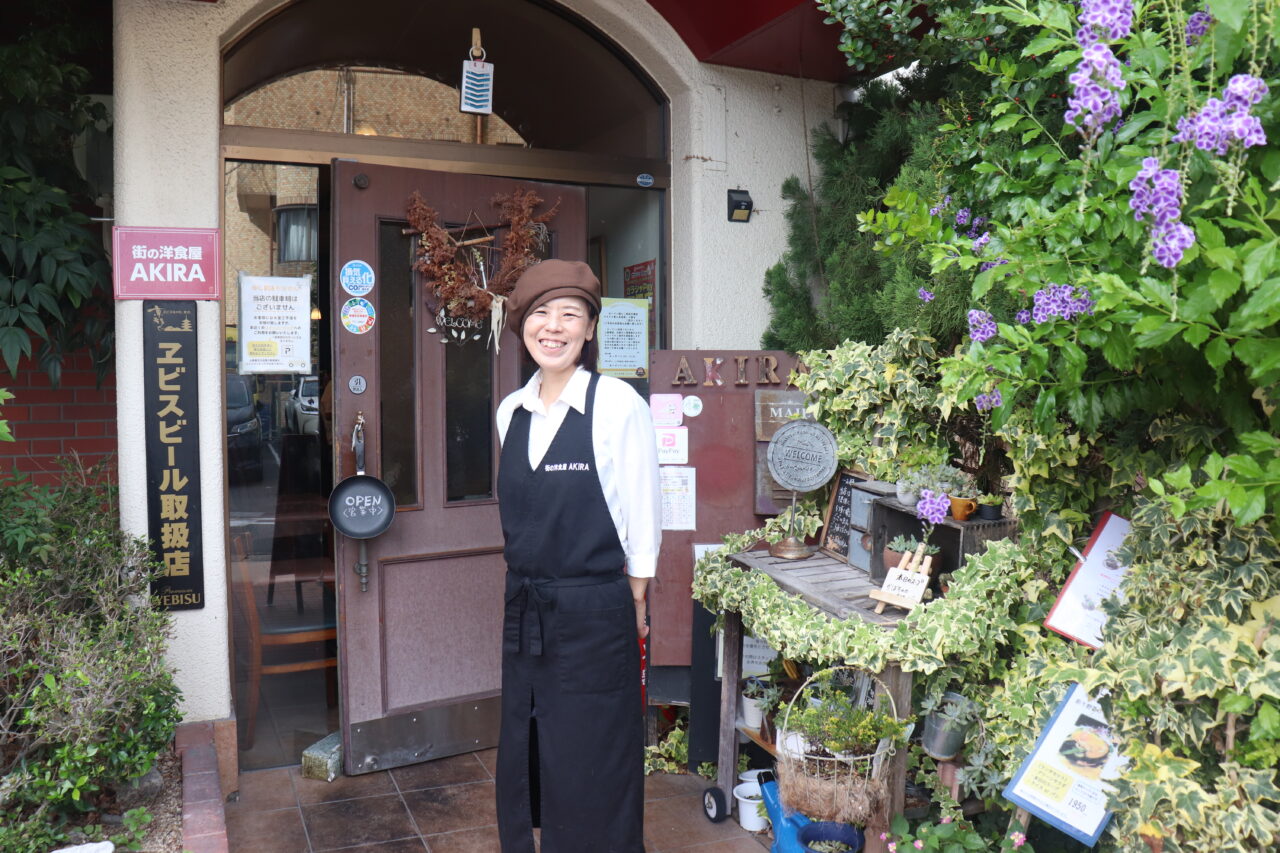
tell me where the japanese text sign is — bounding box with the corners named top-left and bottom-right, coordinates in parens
top-left (114, 227), bottom-right (221, 300)
top-left (143, 301), bottom-right (205, 610)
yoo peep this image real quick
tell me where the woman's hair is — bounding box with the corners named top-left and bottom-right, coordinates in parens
top-left (519, 302), bottom-right (599, 372)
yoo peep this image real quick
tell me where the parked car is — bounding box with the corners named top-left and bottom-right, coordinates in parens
top-left (285, 374), bottom-right (321, 435)
top-left (226, 372), bottom-right (264, 481)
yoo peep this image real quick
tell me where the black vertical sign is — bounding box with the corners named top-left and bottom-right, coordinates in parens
top-left (144, 301), bottom-right (204, 610)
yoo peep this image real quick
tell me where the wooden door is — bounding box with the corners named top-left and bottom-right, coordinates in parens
top-left (330, 161), bottom-right (585, 774)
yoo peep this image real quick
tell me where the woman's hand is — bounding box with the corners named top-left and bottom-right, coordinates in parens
top-left (628, 575), bottom-right (650, 639)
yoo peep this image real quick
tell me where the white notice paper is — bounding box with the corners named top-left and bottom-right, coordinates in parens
top-left (655, 427), bottom-right (689, 465)
top-left (597, 298), bottom-right (649, 379)
top-left (238, 274), bottom-right (313, 374)
top-left (660, 466), bottom-right (696, 530)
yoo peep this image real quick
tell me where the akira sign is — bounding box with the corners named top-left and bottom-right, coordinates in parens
top-left (113, 226), bottom-right (221, 300)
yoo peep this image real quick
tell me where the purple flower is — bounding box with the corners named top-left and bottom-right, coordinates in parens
top-left (1174, 76), bottom-right (1269, 155)
top-left (1129, 158), bottom-right (1195, 267)
top-left (975, 388), bottom-right (1003, 411)
top-left (979, 258), bottom-right (1010, 274)
top-left (918, 288), bottom-right (935, 303)
top-left (968, 309), bottom-right (998, 343)
top-left (916, 489), bottom-right (950, 525)
top-left (955, 207), bottom-right (972, 227)
top-left (972, 231), bottom-right (991, 255)
top-left (1185, 10), bottom-right (1212, 45)
top-left (1065, 43), bottom-right (1126, 139)
top-left (1016, 309), bottom-right (1032, 324)
top-left (1152, 221), bottom-right (1196, 268)
top-left (1076, 0), bottom-right (1133, 46)
top-left (1030, 283), bottom-right (1095, 324)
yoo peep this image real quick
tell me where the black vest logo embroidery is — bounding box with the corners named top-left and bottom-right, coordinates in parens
top-left (543, 462), bottom-right (590, 472)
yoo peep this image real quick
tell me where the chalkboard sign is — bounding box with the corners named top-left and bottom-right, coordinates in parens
top-left (820, 470), bottom-right (864, 559)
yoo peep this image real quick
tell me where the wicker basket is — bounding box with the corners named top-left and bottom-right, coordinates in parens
top-left (775, 667), bottom-right (905, 825)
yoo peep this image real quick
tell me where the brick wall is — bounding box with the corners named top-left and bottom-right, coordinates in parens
top-left (0, 349), bottom-right (117, 486)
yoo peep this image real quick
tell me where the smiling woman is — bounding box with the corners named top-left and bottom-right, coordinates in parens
top-left (493, 260), bottom-right (662, 852)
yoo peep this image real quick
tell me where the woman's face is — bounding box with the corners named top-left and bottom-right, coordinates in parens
top-left (522, 296), bottom-right (594, 376)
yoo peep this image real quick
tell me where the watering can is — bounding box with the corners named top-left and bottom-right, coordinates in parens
top-left (758, 771), bottom-right (865, 853)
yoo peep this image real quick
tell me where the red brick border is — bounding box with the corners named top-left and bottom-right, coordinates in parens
top-left (175, 722), bottom-right (229, 853)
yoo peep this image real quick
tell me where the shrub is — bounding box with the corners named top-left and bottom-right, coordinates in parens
top-left (0, 459), bottom-right (180, 852)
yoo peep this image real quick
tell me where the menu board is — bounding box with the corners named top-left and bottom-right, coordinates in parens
top-left (820, 470), bottom-right (863, 559)
top-left (1004, 683), bottom-right (1126, 846)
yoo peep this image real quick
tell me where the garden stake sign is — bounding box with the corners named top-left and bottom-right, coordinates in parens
top-left (869, 544), bottom-right (932, 614)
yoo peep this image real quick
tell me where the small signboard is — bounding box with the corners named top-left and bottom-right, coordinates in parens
top-left (237, 274), bottom-right (312, 374)
top-left (143, 301), bottom-right (204, 610)
top-left (820, 470), bottom-right (864, 559)
top-left (1045, 513), bottom-right (1132, 649)
top-left (1004, 683), bottom-right (1125, 846)
top-left (869, 546), bottom-right (933, 613)
top-left (114, 227), bottom-right (221, 300)
top-left (754, 390), bottom-right (807, 442)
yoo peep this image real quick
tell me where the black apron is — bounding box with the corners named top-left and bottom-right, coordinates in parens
top-left (496, 372), bottom-right (643, 853)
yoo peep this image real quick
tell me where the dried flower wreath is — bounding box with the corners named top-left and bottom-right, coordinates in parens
top-left (406, 187), bottom-right (560, 329)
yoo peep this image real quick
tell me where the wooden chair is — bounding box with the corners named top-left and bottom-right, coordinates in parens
top-left (231, 533), bottom-right (337, 749)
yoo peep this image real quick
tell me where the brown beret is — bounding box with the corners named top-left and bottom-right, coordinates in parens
top-left (505, 260), bottom-right (601, 335)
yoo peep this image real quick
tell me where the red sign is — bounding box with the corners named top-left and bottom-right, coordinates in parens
top-left (113, 227), bottom-right (221, 300)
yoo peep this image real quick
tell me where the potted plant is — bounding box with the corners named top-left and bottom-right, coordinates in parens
top-left (976, 493), bottom-right (1004, 520)
top-left (919, 690), bottom-right (981, 761)
top-left (895, 468), bottom-right (926, 507)
top-left (882, 814), bottom-right (1033, 852)
top-left (925, 465), bottom-right (974, 520)
top-left (775, 669), bottom-right (914, 827)
top-left (883, 535), bottom-right (939, 571)
top-left (785, 688), bottom-right (910, 759)
top-left (741, 676), bottom-right (768, 731)
top-left (755, 681), bottom-right (785, 740)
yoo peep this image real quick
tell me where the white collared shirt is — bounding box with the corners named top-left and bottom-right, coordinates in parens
top-left (497, 367), bottom-right (662, 577)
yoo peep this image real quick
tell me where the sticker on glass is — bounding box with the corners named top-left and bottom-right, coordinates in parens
top-left (339, 260), bottom-right (376, 296)
top-left (341, 298), bottom-right (376, 335)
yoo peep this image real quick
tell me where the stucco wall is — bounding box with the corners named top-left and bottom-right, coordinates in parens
top-left (114, 0), bottom-right (834, 722)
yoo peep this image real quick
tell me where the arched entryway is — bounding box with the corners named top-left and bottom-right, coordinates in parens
top-left (221, 0), bottom-right (672, 774)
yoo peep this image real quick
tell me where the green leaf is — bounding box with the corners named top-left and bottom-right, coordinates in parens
top-left (1136, 322), bottom-right (1186, 349)
top-left (1183, 324), bottom-right (1211, 347)
top-left (1230, 279), bottom-right (1280, 331)
top-left (1205, 336), bottom-right (1232, 369)
top-left (1242, 240), bottom-right (1278, 289)
top-left (1208, 0), bottom-right (1248, 31)
top-left (991, 114), bottom-right (1021, 133)
top-left (1229, 484), bottom-right (1267, 525)
top-left (1208, 268), bottom-right (1242, 304)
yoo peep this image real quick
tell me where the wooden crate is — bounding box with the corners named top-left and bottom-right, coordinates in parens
top-left (869, 497), bottom-right (1018, 583)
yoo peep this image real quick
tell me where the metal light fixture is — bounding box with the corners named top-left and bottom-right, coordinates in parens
top-left (310, 305), bottom-right (322, 321)
top-left (727, 189), bottom-right (753, 223)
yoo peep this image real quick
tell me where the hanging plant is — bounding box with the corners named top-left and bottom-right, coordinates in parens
top-left (406, 187), bottom-right (559, 325)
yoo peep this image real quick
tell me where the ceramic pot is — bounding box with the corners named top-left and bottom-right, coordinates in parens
top-left (896, 483), bottom-right (919, 507)
top-left (883, 548), bottom-right (908, 570)
top-left (949, 495), bottom-right (977, 521)
top-left (977, 503), bottom-right (1003, 520)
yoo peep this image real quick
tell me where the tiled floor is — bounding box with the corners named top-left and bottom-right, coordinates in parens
top-left (227, 752), bottom-right (771, 852)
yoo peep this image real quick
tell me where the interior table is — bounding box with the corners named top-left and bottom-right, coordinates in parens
top-left (710, 548), bottom-right (911, 853)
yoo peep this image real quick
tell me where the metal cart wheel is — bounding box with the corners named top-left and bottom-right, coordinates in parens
top-left (702, 786), bottom-right (729, 822)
